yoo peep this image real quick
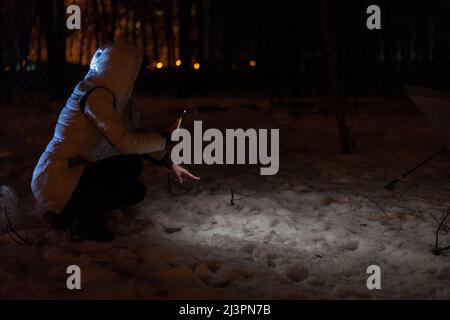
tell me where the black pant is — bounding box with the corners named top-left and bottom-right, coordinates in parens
top-left (61, 154), bottom-right (147, 227)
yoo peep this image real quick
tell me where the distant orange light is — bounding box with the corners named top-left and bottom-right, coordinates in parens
top-left (193, 62), bottom-right (200, 70)
top-left (249, 60), bottom-right (256, 67)
top-left (4, 66), bottom-right (10, 72)
top-left (156, 62), bottom-right (163, 69)
top-left (175, 59), bottom-right (182, 67)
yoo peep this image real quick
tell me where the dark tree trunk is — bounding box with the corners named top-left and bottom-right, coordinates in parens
top-left (320, 0), bottom-right (353, 154)
top-left (164, 0), bottom-right (175, 67)
top-left (221, 0), bottom-right (230, 93)
top-left (132, 1), bottom-right (138, 44)
top-left (36, 10), bottom-right (43, 66)
top-left (140, 0), bottom-right (149, 60)
top-left (149, 3), bottom-right (160, 62)
top-left (178, 0), bottom-right (192, 96)
top-left (18, 0), bottom-right (32, 67)
top-left (432, 0), bottom-right (444, 87)
top-left (39, 0), bottom-right (67, 100)
top-left (92, 0), bottom-right (101, 48)
top-left (0, 2), bottom-right (5, 104)
top-left (100, 0), bottom-right (108, 42)
top-left (78, 3), bottom-right (88, 65)
top-left (110, 0), bottom-right (118, 42)
top-left (124, 9), bottom-right (130, 42)
top-left (255, 1), bottom-right (263, 93)
top-left (197, 0), bottom-right (205, 66)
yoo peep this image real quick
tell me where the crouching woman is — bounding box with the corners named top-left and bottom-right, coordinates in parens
top-left (31, 43), bottom-right (199, 242)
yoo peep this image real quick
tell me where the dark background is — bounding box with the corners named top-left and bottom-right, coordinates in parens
top-left (1, 0), bottom-right (449, 102)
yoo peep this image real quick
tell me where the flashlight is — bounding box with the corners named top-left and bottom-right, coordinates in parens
top-left (179, 107), bottom-right (188, 118)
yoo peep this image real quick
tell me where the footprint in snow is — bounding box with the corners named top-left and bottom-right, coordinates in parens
top-left (341, 240), bottom-right (360, 251)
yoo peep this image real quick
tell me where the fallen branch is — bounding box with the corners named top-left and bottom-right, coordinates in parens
top-left (361, 196), bottom-right (392, 220)
top-left (230, 189), bottom-right (248, 206)
top-left (432, 210), bottom-right (450, 255)
top-left (2, 205), bottom-right (34, 246)
top-left (429, 212), bottom-right (449, 234)
top-left (159, 223), bottom-right (182, 234)
top-left (230, 189), bottom-right (235, 205)
top-left (229, 189), bottom-right (244, 206)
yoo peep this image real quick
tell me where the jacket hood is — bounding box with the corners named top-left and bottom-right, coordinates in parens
top-left (85, 43), bottom-right (143, 112)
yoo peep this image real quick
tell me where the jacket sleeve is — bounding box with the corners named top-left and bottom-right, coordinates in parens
top-left (84, 88), bottom-right (166, 154)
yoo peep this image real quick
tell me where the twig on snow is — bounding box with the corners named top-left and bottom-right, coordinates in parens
top-left (429, 212), bottom-right (449, 234)
top-left (432, 210), bottom-right (450, 255)
top-left (159, 223), bottom-right (182, 235)
top-left (2, 205), bottom-right (34, 246)
top-left (361, 196), bottom-right (392, 220)
top-left (229, 189), bottom-right (245, 206)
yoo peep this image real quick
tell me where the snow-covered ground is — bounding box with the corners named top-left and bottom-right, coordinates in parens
top-left (1, 95), bottom-right (450, 299)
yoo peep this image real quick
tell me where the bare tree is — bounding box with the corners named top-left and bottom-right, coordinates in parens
top-left (92, 0), bottom-right (101, 48)
top-left (164, 0), bottom-right (175, 67)
top-left (110, 0), bottom-right (118, 42)
top-left (149, 1), bottom-right (160, 62)
top-left (78, 3), bottom-right (89, 65)
top-left (39, 0), bottom-right (67, 100)
top-left (320, 0), bottom-right (352, 154)
top-left (178, 0), bottom-right (193, 96)
top-left (197, 0), bottom-right (205, 67)
top-left (100, 0), bottom-right (109, 42)
top-left (140, 0), bottom-right (149, 60)
top-left (132, 0), bottom-right (138, 44)
top-left (124, 5), bottom-right (130, 42)
top-left (0, 2), bottom-right (5, 104)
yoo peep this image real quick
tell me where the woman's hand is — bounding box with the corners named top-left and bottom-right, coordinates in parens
top-left (171, 164), bottom-right (200, 184)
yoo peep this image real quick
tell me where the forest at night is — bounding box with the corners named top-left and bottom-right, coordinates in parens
top-left (2, 0), bottom-right (450, 305)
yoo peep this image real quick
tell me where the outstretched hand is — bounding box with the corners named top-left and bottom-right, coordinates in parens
top-left (171, 164), bottom-right (200, 184)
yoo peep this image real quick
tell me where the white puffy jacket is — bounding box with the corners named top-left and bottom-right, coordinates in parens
top-left (31, 43), bottom-right (166, 213)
